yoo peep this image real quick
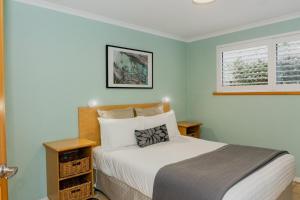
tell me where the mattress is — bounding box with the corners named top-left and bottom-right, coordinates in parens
top-left (93, 136), bottom-right (296, 200)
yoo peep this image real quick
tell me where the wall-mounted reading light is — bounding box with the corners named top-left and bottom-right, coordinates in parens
top-left (162, 96), bottom-right (171, 103)
top-left (88, 99), bottom-right (100, 107)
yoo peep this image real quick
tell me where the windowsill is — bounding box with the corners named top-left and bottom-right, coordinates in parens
top-left (213, 91), bottom-right (300, 95)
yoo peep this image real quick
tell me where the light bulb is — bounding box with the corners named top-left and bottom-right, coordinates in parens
top-left (88, 99), bottom-right (100, 107)
top-left (193, 0), bottom-right (216, 4)
top-left (162, 97), bottom-right (170, 103)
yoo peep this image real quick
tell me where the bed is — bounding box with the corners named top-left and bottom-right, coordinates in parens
top-left (78, 102), bottom-right (296, 200)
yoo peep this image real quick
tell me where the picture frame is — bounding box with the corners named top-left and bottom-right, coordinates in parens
top-left (106, 45), bottom-right (153, 89)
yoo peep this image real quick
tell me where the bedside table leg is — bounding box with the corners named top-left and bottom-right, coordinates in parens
top-left (178, 127), bottom-right (187, 136)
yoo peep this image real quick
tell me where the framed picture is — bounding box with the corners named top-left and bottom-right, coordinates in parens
top-left (106, 45), bottom-right (153, 89)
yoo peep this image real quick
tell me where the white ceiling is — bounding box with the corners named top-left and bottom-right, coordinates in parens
top-left (17, 0), bottom-right (300, 41)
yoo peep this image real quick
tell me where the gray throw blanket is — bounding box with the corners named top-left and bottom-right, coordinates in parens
top-left (152, 144), bottom-right (287, 200)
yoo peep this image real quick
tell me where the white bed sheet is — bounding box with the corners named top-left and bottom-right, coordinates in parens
top-left (93, 136), bottom-right (296, 200)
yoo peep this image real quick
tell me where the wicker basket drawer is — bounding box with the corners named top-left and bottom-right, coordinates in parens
top-left (60, 181), bottom-right (91, 200)
top-left (60, 157), bottom-right (90, 178)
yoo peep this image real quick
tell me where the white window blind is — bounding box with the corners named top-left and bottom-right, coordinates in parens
top-left (276, 40), bottom-right (300, 85)
top-left (222, 46), bottom-right (268, 86)
top-left (217, 31), bottom-right (300, 93)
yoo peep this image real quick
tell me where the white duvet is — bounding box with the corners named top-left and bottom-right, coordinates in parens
top-left (93, 136), bottom-right (295, 200)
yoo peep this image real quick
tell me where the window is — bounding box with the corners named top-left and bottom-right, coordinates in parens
top-left (222, 46), bottom-right (268, 86)
top-left (217, 32), bottom-right (300, 93)
top-left (276, 40), bottom-right (300, 85)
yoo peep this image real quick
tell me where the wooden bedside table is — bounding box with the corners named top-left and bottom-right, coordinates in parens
top-left (43, 138), bottom-right (96, 200)
top-left (177, 121), bottom-right (202, 138)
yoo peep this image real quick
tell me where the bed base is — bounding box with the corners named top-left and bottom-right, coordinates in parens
top-left (95, 169), bottom-right (292, 200)
top-left (96, 170), bottom-right (150, 200)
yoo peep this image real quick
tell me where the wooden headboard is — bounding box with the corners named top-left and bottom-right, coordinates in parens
top-left (78, 102), bottom-right (170, 146)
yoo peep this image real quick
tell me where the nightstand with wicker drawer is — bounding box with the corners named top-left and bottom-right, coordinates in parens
top-left (44, 138), bottom-right (95, 200)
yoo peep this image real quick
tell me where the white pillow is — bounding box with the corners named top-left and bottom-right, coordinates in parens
top-left (143, 110), bottom-right (180, 139)
top-left (99, 117), bottom-right (144, 151)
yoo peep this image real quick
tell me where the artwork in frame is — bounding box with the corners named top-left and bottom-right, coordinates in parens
top-left (106, 45), bottom-right (153, 89)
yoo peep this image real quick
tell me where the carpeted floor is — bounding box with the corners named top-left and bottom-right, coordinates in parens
top-left (93, 191), bottom-right (108, 200)
top-left (93, 182), bottom-right (300, 200)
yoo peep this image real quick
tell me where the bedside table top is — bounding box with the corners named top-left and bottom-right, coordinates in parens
top-left (177, 121), bottom-right (202, 128)
top-left (43, 138), bottom-right (96, 152)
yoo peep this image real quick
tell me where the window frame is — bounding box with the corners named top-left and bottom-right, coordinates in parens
top-left (216, 31), bottom-right (300, 93)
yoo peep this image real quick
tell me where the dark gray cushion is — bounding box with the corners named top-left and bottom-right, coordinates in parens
top-left (135, 124), bottom-right (169, 148)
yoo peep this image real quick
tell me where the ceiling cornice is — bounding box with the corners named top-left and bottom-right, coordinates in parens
top-left (14, 0), bottom-right (187, 42)
top-left (186, 12), bottom-right (300, 42)
top-left (13, 0), bottom-right (300, 43)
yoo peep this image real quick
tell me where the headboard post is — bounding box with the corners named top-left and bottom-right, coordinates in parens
top-left (162, 102), bottom-right (170, 112)
top-left (78, 102), bottom-right (171, 146)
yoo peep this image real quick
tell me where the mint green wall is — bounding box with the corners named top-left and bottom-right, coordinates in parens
top-left (5, 0), bottom-right (300, 199)
top-left (187, 18), bottom-right (300, 177)
top-left (5, 2), bottom-right (187, 199)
